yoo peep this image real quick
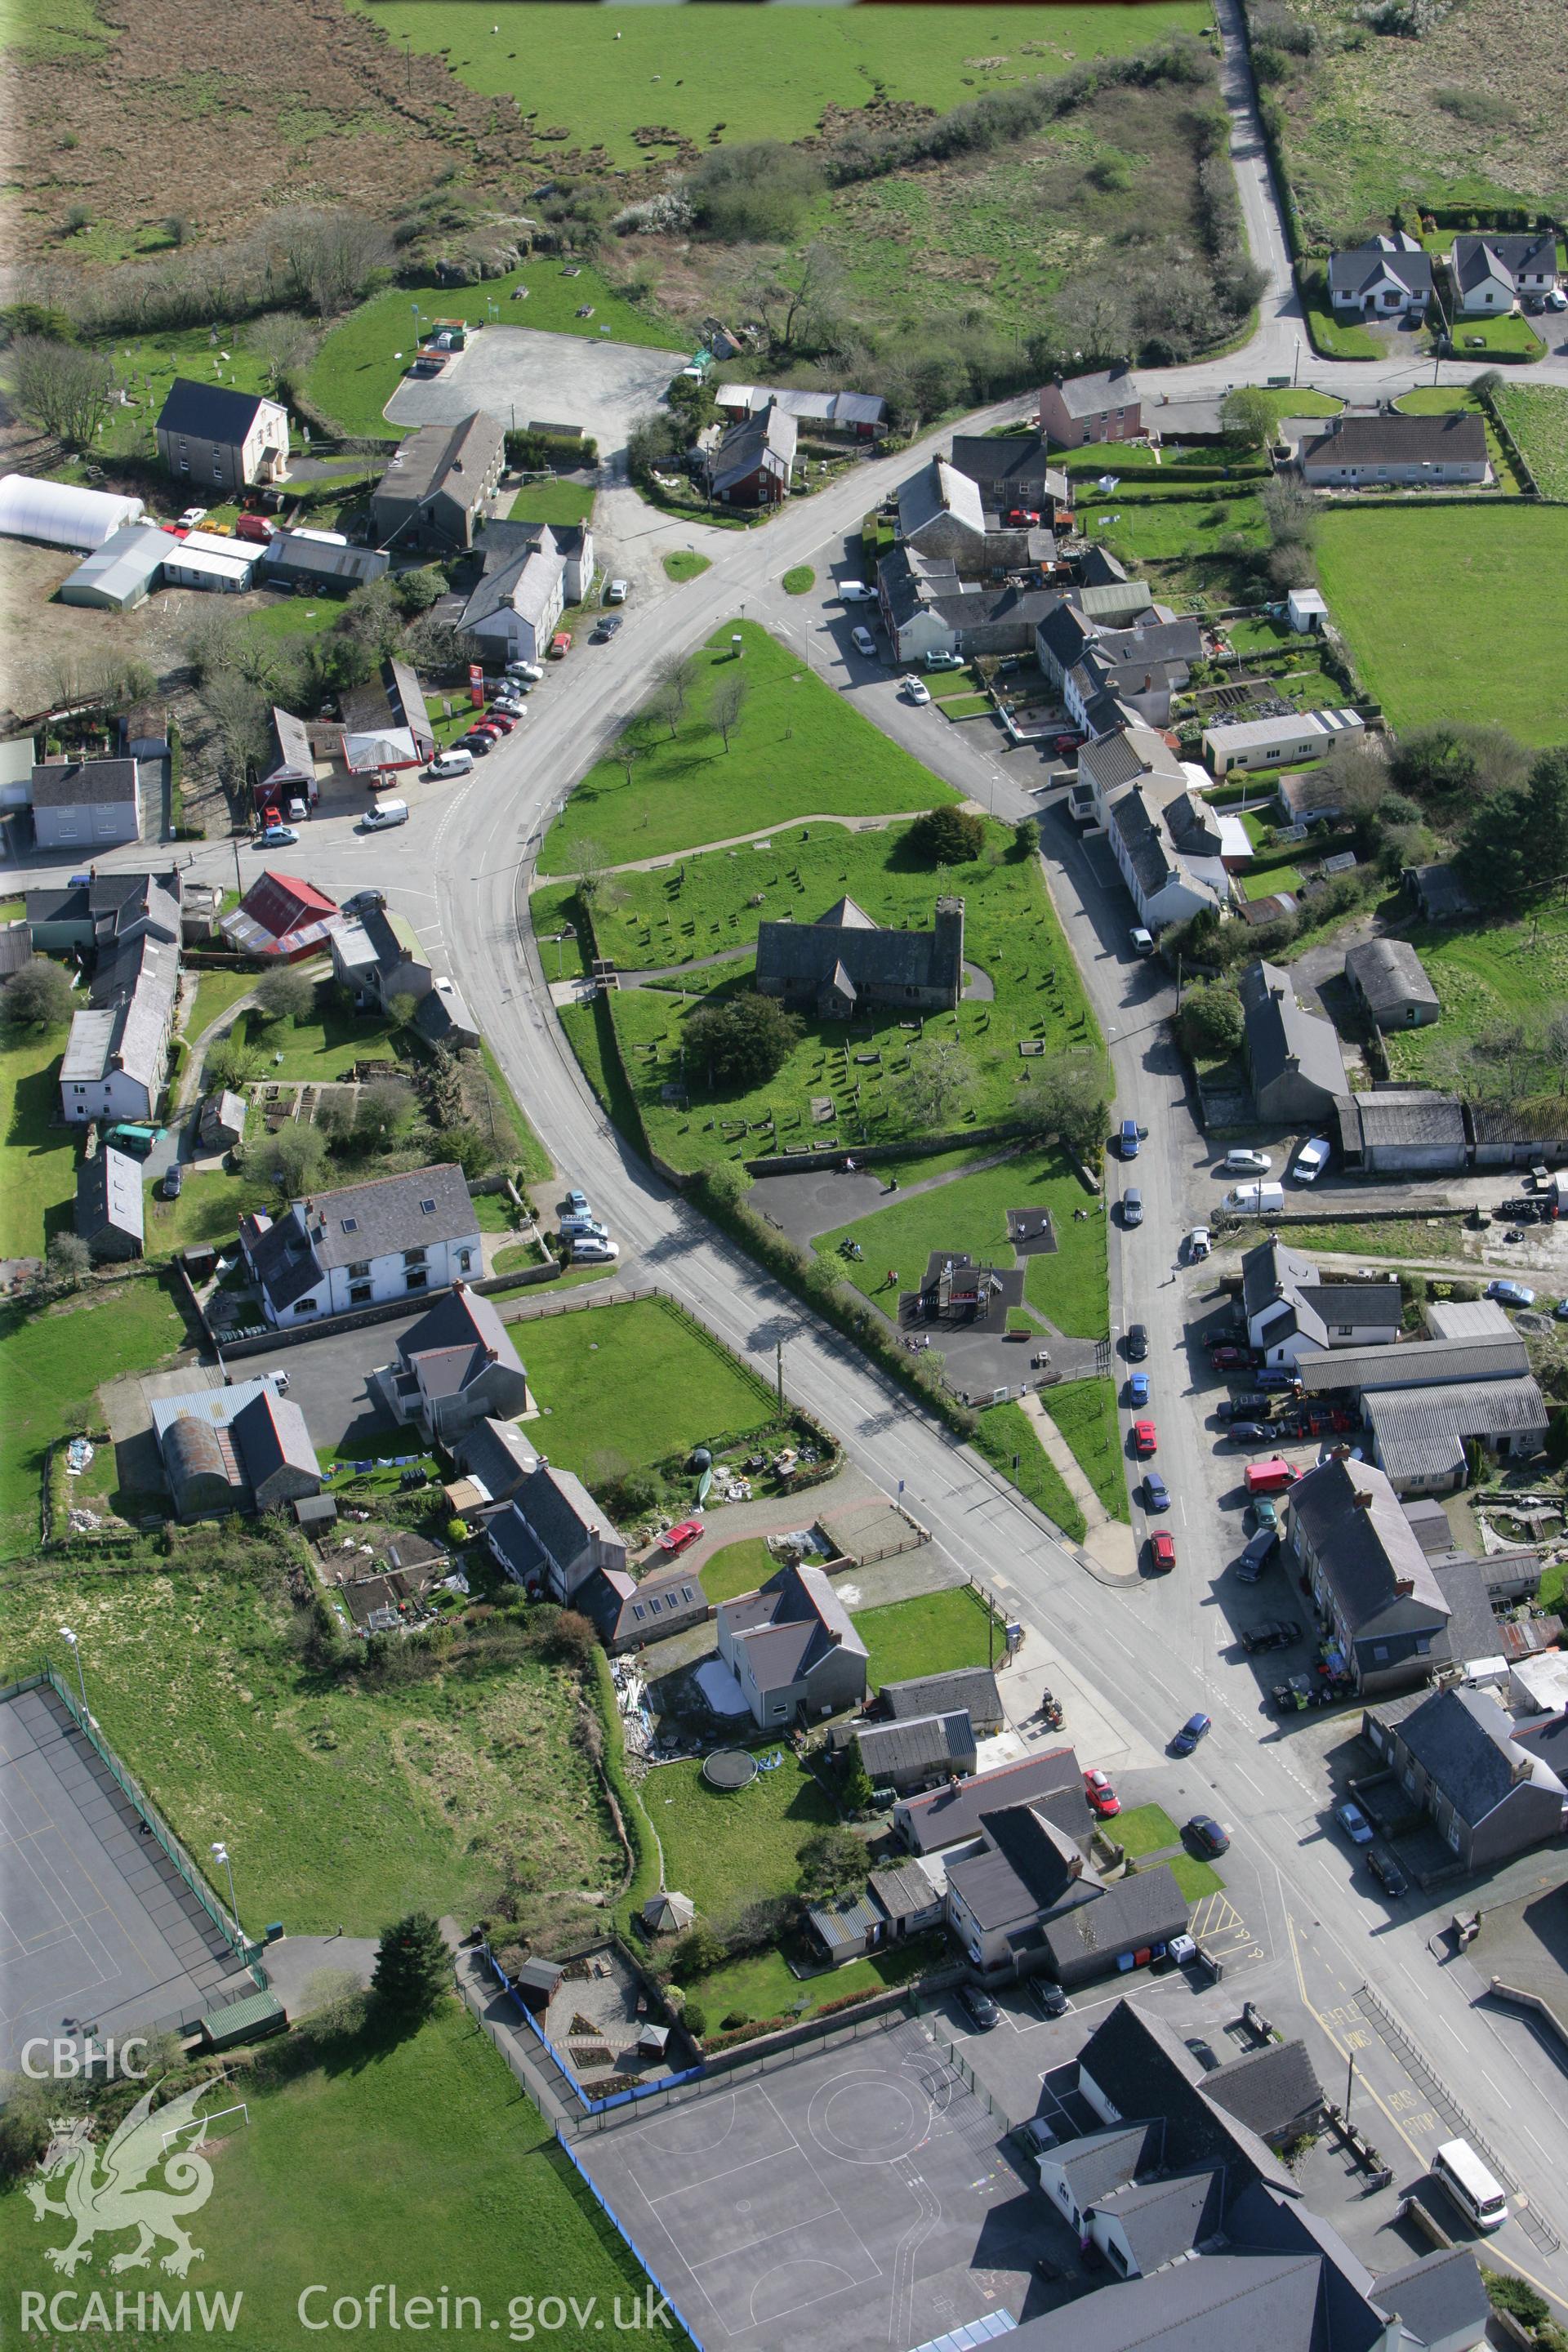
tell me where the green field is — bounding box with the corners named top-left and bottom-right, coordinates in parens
top-left (304, 259), bottom-right (687, 439)
top-left (0, 0), bottom-right (114, 59)
top-left (1041, 1376), bottom-right (1129, 1522)
top-left (0, 1557), bottom-right (619, 1931)
top-left (141, 1166), bottom-right (270, 1260)
top-left (350, 2), bottom-right (1211, 164)
top-left (1316, 505), bottom-right (1568, 744)
top-left (0, 1280), bottom-right (189, 1560)
top-left (508, 479), bottom-right (598, 528)
top-left (518, 1296), bottom-right (776, 1478)
top-left (814, 1149), bottom-right (1107, 1342)
top-left (537, 623), bottom-right (958, 871)
top-left (187, 964), bottom-right (259, 1048)
top-left (850, 1584), bottom-right (998, 1690)
top-left (647, 1750), bottom-right (841, 1918)
top-left (1086, 488), bottom-right (1267, 591)
top-left (0, 1019), bottom-right (75, 1259)
top-left (1385, 903), bottom-right (1568, 1089)
top-left (0, 2006), bottom-right (655, 2352)
top-left (1491, 383), bottom-right (1568, 502)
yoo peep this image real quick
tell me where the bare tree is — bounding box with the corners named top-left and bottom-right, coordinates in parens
top-left (204, 671), bottom-right (271, 787)
top-left (249, 310), bottom-right (315, 393)
top-left (8, 338), bottom-right (117, 448)
top-left (275, 207), bottom-right (392, 319)
top-left (648, 683), bottom-right (684, 741)
top-left (742, 241), bottom-right (844, 354)
top-left (899, 1046), bottom-right (976, 1129)
top-left (614, 731), bottom-right (641, 791)
top-left (1049, 275), bottom-right (1132, 365)
top-left (657, 652), bottom-right (699, 717)
top-left (573, 838), bottom-right (609, 902)
top-left (710, 673), bottom-right (750, 751)
top-left (182, 606), bottom-right (244, 684)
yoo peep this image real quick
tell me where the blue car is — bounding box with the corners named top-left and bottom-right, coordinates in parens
top-left (1128, 1372), bottom-right (1151, 1408)
top-left (1120, 1118), bottom-right (1140, 1159)
top-left (1486, 1279), bottom-right (1536, 1308)
top-left (1169, 1712), bottom-right (1212, 1757)
top-left (1143, 1471), bottom-right (1170, 1512)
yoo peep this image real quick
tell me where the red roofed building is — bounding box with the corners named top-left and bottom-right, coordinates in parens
top-left (220, 870), bottom-right (341, 961)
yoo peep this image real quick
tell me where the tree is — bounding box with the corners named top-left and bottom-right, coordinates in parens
top-left (906, 805), bottom-right (984, 866)
top-left (1016, 1051), bottom-right (1110, 1161)
top-left (8, 336), bottom-right (117, 448)
top-left (1220, 385), bottom-right (1276, 449)
top-left (688, 144), bottom-right (824, 247)
top-left (710, 672), bottom-right (750, 751)
top-left (615, 731), bottom-right (641, 792)
top-left (254, 964), bottom-right (316, 1026)
top-left (248, 310), bottom-right (314, 395)
top-left (276, 206), bottom-right (392, 318)
top-left (385, 990), bottom-right (418, 1033)
top-left (203, 670), bottom-right (271, 786)
top-left (336, 576), bottom-right (404, 666)
top-left (255, 1121), bottom-right (331, 1198)
top-left (394, 567), bottom-right (444, 617)
top-left (572, 840), bottom-right (608, 904)
top-left (1177, 978), bottom-right (1245, 1058)
top-left (840, 1747), bottom-right (875, 1814)
top-left (370, 1911), bottom-right (448, 2024)
top-left (1012, 816), bottom-right (1039, 860)
top-left (355, 1079), bottom-right (417, 1148)
top-left (44, 1232), bottom-right (91, 1294)
top-left (1049, 275), bottom-right (1132, 364)
top-left (741, 241), bottom-right (844, 353)
top-left (627, 412), bottom-right (684, 488)
top-left (0, 2075), bottom-right (56, 2183)
top-left (648, 683), bottom-right (684, 741)
top-left (684, 992), bottom-right (804, 1091)
top-left (206, 1036), bottom-right (265, 1092)
top-left (797, 1824), bottom-right (866, 1900)
top-left (899, 1045), bottom-right (977, 1129)
top-left (2, 956), bottom-right (74, 1031)
top-left (1459, 745), bottom-right (1568, 910)
top-left (657, 651), bottom-right (699, 718)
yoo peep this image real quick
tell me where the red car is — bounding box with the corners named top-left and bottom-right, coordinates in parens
top-left (1054, 733), bottom-right (1083, 758)
top-left (1150, 1530), bottom-right (1177, 1573)
top-left (1134, 1419), bottom-right (1157, 1457)
top-left (1006, 506), bottom-right (1042, 527)
top-left (482, 713), bottom-right (516, 733)
top-left (661, 1519), bottom-right (703, 1555)
top-left (1210, 1344), bottom-right (1252, 1370)
top-left (1084, 1767), bottom-right (1120, 1817)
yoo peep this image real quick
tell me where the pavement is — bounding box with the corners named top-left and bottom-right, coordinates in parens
top-left (385, 324), bottom-right (682, 457)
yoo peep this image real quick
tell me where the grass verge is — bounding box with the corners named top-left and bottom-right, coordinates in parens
top-left (972, 1401), bottom-right (1086, 1544)
top-left (849, 1584), bottom-right (999, 1690)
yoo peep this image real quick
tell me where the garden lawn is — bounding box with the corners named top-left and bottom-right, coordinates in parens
top-left (187, 964), bottom-right (258, 1047)
top-left (648, 1752), bottom-right (841, 1918)
top-left (232, 969), bottom-right (399, 1079)
top-left (700, 1536), bottom-right (776, 1605)
top-left (1275, 1218), bottom-right (1466, 1262)
top-left (1300, 288), bottom-right (1381, 360)
top-left (1384, 902), bottom-right (1568, 1086)
top-left (518, 1296), bottom-right (775, 1481)
top-left (973, 1401), bottom-right (1085, 1543)
top-left (1166, 1853), bottom-right (1224, 1901)
top-left (0, 1279), bottom-right (189, 1561)
top-left (1113, 1802), bottom-right (1182, 1858)
top-left (813, 1149), bottom-right (1107, 1341)
top-left (0, 2006), bottom-right (655, 2351)
top-left (0, 1020), bottom-right (76, 1258)
top-left (1491, 382), bottom-right (1568, 501)
top-left (1086, 488), bottom-right (1267, 586)
top-left (688, 1933), bottom-right (941, 2035)
top-left (1242, 863), bottom-right (1304, 901)
top-left (1316, 505), bottom-right (1568, 745)
top-left (508, 479), bottom-right (597, 528)
top-left (1042, 1377), bottom-right (1129, 1522)
top-left (305, 260), bottom-right (686, 439)
top-left (582, 818), bottom-right (1107, 1180)
top-left (351, 3), bottom-right (1211, 163)
top-left (850, 1584), bottom-right (998, 1690)
top-left (0, 1560), bottom-right (618, 1930)
top-left (141, 1166), bottom-right (269, 1259)
top-left (1452, 313), bottom-right (1545, 359)
top-left (537, 622), bottom-right (958, 871)
top-left (664, 550), bottom-right (710, 582)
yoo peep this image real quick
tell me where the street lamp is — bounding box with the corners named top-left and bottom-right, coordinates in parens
top-left (59, 1626), bottom-right (87, 1716)
top-left (211, 1842), bottom-right (239, 1933)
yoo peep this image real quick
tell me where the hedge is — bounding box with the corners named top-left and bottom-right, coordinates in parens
top-left (505, 427), bottom-right (599, 470)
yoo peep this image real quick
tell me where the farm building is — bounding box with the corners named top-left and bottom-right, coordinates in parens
top-left (1344, 939), bottom-right (1440, 1031)
top-left (60, 524), bottom-right (177, 612)
top-left (220, 871), bottom-right (341, 962)
top-left (0, 474), bottom-right (145, 551)
top-left (1333, 1089), bottom-right (1468, 1177)
top-left (1202, 709), bottom-right (1365, 776)
top-left (150, 1378), bottom-right (322, 1520)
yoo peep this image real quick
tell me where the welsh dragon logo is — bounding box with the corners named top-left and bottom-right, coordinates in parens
top-left (25, 2084), bottom-right (216, 2277)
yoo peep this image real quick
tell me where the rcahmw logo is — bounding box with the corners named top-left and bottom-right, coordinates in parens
top-left (24, 2085), bottom-right (219, 2282)
top-left (20, 2291), bottom-right (243, 2335)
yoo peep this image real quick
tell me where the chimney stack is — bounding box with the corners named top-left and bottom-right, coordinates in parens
top-left (1352, 1488), bottom-right (1374, 1511)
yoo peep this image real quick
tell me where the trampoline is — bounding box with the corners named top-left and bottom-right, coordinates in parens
top-left (702, 1749), bottom-right (759, 1791)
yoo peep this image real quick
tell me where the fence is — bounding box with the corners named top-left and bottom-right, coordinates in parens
top-left (555, 2134), bottom-right (708, 2352)
top-left (477, 1941), bottom-right (705, 2120)
top-left (38, 1661), bottom-right (268, 1984)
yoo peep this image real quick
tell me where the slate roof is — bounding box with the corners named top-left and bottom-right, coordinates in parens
top-left (1365, 1374), bottom-right (1548, 1487)
top-left (1372, 2247), bottom-right (1489, 2350)
top-left (1046, 367), bottom-right (1141, 421)
top-left (1429, 1553), bottom-right (1500, 1668)
top-left (1302, 413), bottom-right (1486, 471)
top-left (373, 411), bottom-right (505, 516)
top-left (1298, 1332), bottom-right (1526, 1395)
top-left (1406, 861), bottom-right (1476, 920)
top-left (1091, 2167), bottom-right (1227, 2272)
top-left (866, 1859), bottom-right (940, 1923)
top-left (1203, 2040), bottom-right (1324, 2140)
top-left (898, 1746), bottom-right (1085, 1854)
top-left (1237, 960), bottom-right (1348, 1104)
top-left (1344, 938), bottom-right (1439, 1022)
top-left (296, 1165), bottom-right (476, 1272)
top-left (1287, 1456), bottom-right (1449, 1633)
top-left (1076, 2000), bottom-right (1299, 2199)
top-left (719, 1560), bottom-right (866, 1695)
top-left (157, 379), bottom-right (278, 443)
top-left (452, 1415), bottom-right (537, 1502)
top-left (1453, 229), bottom-right (1558, 293)
top-left (228, 1385), bottom-right (321, 1487)
top-left (947, 434), bottom-right (1068, 501)
top-left (75, 1146), bottom-right (144, 1247)
top-left (856, 1709), bottom-right (976, 1783)
top-left (461, 530), bottom-right (565, 631)
top-left (708, 403), bottom-right (796, 498)
top-left (1079, 723), bottom-right (1186, 802)
top-left (1003, 2251), bottom-right (1332, 2352)
top-left (261, 533), bottom-right (389, 588)
top-left (947, 1802), bottom-right (1094, 1928)
top-left (1241, 1240), bottom-right (1400, 1352)
top-left (1036, 600), bottom-right (1098, 675)
top-left (31, 757), bottom-right (137, 809)
top-left (1043, 1864), bottom-right (1188, 1975)
top-left (587, 1562), bottom-right (702, 1647)
top-left (491, 1463), bottom-right (624, 1585)
top-left (881, 1665), bottom-right (1003, 1732)
top-left (1337, 1088), bottom-right (1466, 1157)
top-left (1375, 1682), bottom-right (1561, 1826)
top-left (1049, 2123), bottom-right (1163, 2207)
top-left (898, 457), bottom-right (985, 543)
top-left (395, 1281), bottom-right (523, 1390)
top-left (755, 895), bottom-right (963, 999)
top-left (1327, 236), bottom-right (1433, 305)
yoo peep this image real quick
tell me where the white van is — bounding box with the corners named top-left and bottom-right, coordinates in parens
top-left (1432, 2139), bottom-right (1508, 2232)
top-left (1224, 1181), bottom-right (1286, 1215)
top-left (428, 748), bottom-right (474, 779)
top-left (362, 799), bottom-right (409, 831)
top-left (1293, 1137), bottom-right (1332, 1183)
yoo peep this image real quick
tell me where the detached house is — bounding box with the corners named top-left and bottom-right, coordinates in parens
top-left (1327, 232), bottom-right (1432, 317)
top-left (371, 411), bottom-right (505, 550)
top-left (716, 1561), bottom-right (868, 1726)
top-left (373, 1282), bottom-right (530, 1445)
top-left (1363, 1683), bottom-right (1567, 1873)
top-left (706, 401), bottom-right (796, 506)
top-left (155, 380), bottom-right (289, 492)
top-left (240, 1164), bottom-right (481, 1325)
top-left (1237, 959), bottom-right (1348, 1123)
top-left (1450, 229), bottom-right (1558, 314)
top-left (329, 893), bottom-right (479, 1049)
top-left (1300, 412), bottom-right (1487, 488)
top-left (1037, 367), bottom-right (1143, 449)
top-left (30, 758), bottom-right (140, 852)
top-left (1241, 1238), bottom-right (1401, 1370)
top-left (1285, 1455), bottom-right (1452, 1695)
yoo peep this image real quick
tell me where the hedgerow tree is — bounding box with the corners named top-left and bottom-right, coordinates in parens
top-left (684, 992), bottom-right (804, 1091)
top-left (906, 806), bottom-right (984, 866)
top-left (371, 1913), bottom-right (448, 2025)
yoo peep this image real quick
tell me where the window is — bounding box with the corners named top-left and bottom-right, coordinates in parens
top-left (421, 1198), bottom-right (438, 1214)
top-left (632, 1604), bottom-right (645, 1622)
top-left (341, 1218), bottom-right (359, 1234)
top-left (347, 1260), bottom-right (369, 1279)
top-left (457, 1248), bottom-right (472, 1274)
top-left (349, 1284), bottom-right (372, 1305)
top-left (405, 1268), bottom-right (427, 1291)
top-left (1371, 1644), bottom-right (1389, 1662)
top-left (294, 1299), bottom-right (317, 1316)
top-left (402, 1247), bottom-right (426, 1267)
top-left (1415, 1634), bottom-right (1432, 1655)
top-left (1336, 1325), bottom-right (1354, 1338)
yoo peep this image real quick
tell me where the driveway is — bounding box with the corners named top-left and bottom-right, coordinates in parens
top-left (385, 327), bottom-right (678, 457)
top-left (231, 1316), bottom-right (425, 1456)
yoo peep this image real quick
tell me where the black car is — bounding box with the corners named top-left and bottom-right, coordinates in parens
top-left (1186, 1815), bottom-right (1232, 1858)
top-left (592, 615), bottom-right (625, 641)
top-left (1126, 1323), bottom-right (1149, 1361)
top-left (961, 1985), bottom-right (1001, 2031)
top-left (1367, 1848), bottom-right (1408, 1899)
top-left (1033, 1979), bottom-right (1069, 2020)
top-left (1184, 2036), bottom-right (1221, 2073)
top-left (1228, 1421), bottom-right (1272, 1444)
top-left (163, 1164), bottom-right (184, 1201)
top-left (1238, 1616), bottom-right (1300, 1654)
top-left (1256, 1368), bottom-right (1304, 1392)
top-left (1218, 1393), bottom-right (1272, 1421)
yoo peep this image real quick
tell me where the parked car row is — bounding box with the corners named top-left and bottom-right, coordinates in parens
top-left (559, 1187), bottom-right (620, 1266)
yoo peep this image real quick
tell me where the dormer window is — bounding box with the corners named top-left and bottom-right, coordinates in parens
top-left (421, 1198), bottom-right (437, 1214)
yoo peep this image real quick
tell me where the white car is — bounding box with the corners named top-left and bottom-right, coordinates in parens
top-left (851, 626), bottom-right (877, 659)
top-left (572, 1238), bottom-right (620, 1263)
top-left (177, 506), bottom-right (208, 529)
top-left (902, 675), bottom-right (932, 706)
top-left (428, 749), bottom-right (474, 778)
top-left (1188, 1226), bottom-right (1211, 1260)
top-left (1547, 288), bottom-right (1568, 311)
top-left (606, 578), bottom-right (630, 604)
top-left (1293, 1136), bottom-right (1332, 1183)
top-left (839, 581), bottom-right (875, 604)
top-left (1223, 1149), bottom-right (1273, 1177)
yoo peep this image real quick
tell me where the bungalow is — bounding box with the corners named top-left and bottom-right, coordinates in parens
top-left (239, 1163), bottom-right (481, 1325)
top-left (1237, 960), bottom-right (1348, 1124)
top-left (329, 893), bottom-right (479, 1049)
top-left (714, 384), bottom-right (886, 439)
top-left (1284, 1454), bottom-right (1452, 1695)
top-left (590, 1564), bottom-right (708, 1655)
top-left (1241, 1238), bottom-right (1401, 1369)
top-left (1037, 367), bottom-right (1143, 450)
top-left (220, 871), bottom-right (341, 964)
top-left (487, 1461), bottom-right (629, 1605)
top-left (1345, 938), bottom-right (1440, 1031)
top-left (1202, 707), bottom-right (1365, 775)
top-left (74, 1145), bottom-right (145, 1262)
top-left (29, 758), bottom-right (141, 853)
top-left (1362, 1682), bottom-right (1566, 1871)
top-left (1451, 229), bottom-right (1559, 315)
top-left (716, 1561), bottom-right (868, 1726)
top-left (372, 1281), bottom-right (531, 1445)
top-left (370, 411), bottom-right (506, 550)
top-left (706, 402), bottom-right (795, 506)
top-left (1300, 412), bottom-right (1487, 488)
top-left (1327, 232), bottom-right (1432, 316)
top-left (258, 532), bottom-right (390, 595)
